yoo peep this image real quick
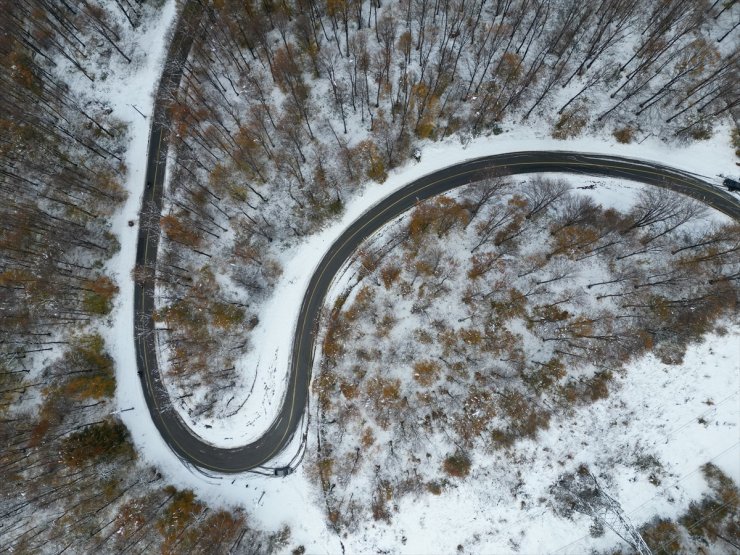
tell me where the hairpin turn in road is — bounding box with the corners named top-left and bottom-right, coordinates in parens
top-left (134, 4), bottom-right (740, 475)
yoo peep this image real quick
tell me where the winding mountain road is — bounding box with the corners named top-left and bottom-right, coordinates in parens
top-left (134, 6), bottom-right (740, 475)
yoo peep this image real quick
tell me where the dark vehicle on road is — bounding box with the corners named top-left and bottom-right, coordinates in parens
top-left (274, 466), bottom-right (293, 477)
top-left (724, 178), bottom-right (740, 192)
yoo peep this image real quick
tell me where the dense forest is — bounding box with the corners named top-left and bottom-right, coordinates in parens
top-left (0, 0), bottom-right (737, 552)
top-left (0, 1), bottom-right (289, 552)
top-left (308, 174), bottom-right (739, 552)
top-left (151, 0), bottom-right (739, 418)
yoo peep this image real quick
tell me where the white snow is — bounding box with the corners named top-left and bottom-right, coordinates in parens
top-left (349, 331), bottom-right (739, 555)
top-left (117, 116), bottom-right (740, 551)
top-left (87, 3), bottom-right (740, 548)
top-left (173, 124), bottom-right (739, 448)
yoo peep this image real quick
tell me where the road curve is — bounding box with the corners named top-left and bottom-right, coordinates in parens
top-left (134, 0), bottom-right (740, 477)
top-left (137, 124), bottom-right (740, 473)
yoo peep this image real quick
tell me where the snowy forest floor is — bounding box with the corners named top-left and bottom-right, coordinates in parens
top-left (131, 154), bottom-right (739, 554)
top-left (152, 128), bottom-right (740, 449)
top-left (42, 0), bottom-right (738, 551)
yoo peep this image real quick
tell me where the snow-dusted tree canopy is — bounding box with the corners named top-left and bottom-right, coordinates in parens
top-left (1, 0), bottom-right (738, 552)
top-left (155, 0), bottom-right (739, 419)
top-left (310, 175), bottom-right (739, 547)
top-left (0, 1), bottom-right (287, 552)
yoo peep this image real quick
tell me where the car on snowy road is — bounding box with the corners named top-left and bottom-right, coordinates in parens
top-left (723, 178), bottom-right (740, 192)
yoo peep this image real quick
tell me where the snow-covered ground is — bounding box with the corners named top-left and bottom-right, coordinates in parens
top-left (87, 2), bottom-right (739, 549)
top-left (298, 169), bottom-right (739, 552)
top-left (331, 328), bottom-right (739, 554)
top-left (117, 121), bottom-right (740, 552)
top-left (90, 0), bottom-right (185, 480)
top-left (160, 126), bottom-right (740, 448)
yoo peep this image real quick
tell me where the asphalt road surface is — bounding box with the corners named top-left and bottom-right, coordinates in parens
top-left (134, 0), bottom-right (740, 478)
top-left (136, 124), bottom-right (740, 473)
